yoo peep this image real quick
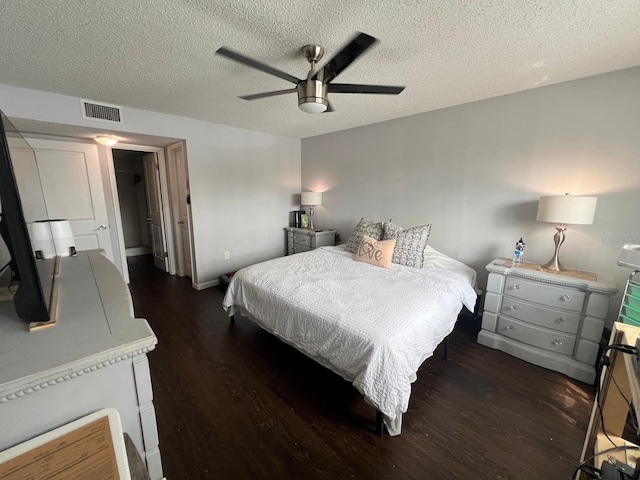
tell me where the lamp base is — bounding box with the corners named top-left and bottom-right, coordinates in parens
top-left (540, 225), bottom-right (567, 272)
top-left (540, 258), bottom-right (565, 272)
top-left (308, 206), bottom-right (315, 230)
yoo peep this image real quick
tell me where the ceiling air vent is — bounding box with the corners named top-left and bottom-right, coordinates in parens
top-left (80, 99), bottom-right (124, 124)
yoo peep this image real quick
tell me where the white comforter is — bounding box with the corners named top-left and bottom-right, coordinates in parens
top-left (222, 246), bottom-right (477, 436)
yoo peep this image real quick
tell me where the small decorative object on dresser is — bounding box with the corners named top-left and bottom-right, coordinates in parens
top-left (477, 258), bottom-right (617, 384)
top-left (285, 227), bottom-right (336, 255)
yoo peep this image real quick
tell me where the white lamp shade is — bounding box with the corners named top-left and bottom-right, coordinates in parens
top-left (29, 219), bottom-right (75, 258)
top-left (536, 195), bottom-right (598, 225)
top-left (301, 191), bottom-right (322, 206)
top-left (29, 222), bottom-right (56, 259)
top-left (49, 220), bottom-right (75, 256)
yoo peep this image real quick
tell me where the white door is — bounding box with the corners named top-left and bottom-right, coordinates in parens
top-left (167, 142), bottom-right (193, 277)
top-left (143, 153), bottom-right (168, 272)
top-left (11, 138), bottom-right (114, 262)
top-left (174, 145), bottom-right (192, 278)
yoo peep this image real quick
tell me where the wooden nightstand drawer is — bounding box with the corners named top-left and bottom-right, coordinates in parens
top-left (504, 277), bottom-right (585, 312)
top-left (293, 234), bottom-right (311, 246)
top-left (500, 297), bottom-right (581, 334)
top-left (286, 228), bottom-right (336, 255)
top-left (498, 317), bottom-right (575, 356)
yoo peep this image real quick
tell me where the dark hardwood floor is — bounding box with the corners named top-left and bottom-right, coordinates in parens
top-left (127, 255), bottom-right (595, 479)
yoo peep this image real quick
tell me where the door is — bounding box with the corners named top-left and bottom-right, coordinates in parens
top-left (143, 153), bottom-right (168, 272)
top-left (176, 148), bottom-right (192, 278)
top-left (167, 142), bottom-right (193, 277)
top-left (11, 138), bottom-right (114, 262)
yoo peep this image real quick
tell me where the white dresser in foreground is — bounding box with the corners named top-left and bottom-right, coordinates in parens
top-left (0, 250), bottom-right (162, 479)
top-left (477, 258), bottom-right (618, 384)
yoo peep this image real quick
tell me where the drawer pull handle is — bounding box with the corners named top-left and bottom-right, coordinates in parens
top-left (556, 317), bottom-right (565, 323)
top-left (553, 339), bottom-right (563, 346)
top-left (510, 305), bottom-right (518, 310)
top-left (514, 284), bottom-right (522, 290)
top-left (506, 325), bottom-right (514, 331)
top-left (561, 295), bottom-right (571, 301)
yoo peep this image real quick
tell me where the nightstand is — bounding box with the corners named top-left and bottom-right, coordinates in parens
top-left (285, 227), bottom-right (336, 255)
top-left (477, 258), bottom-right (618, 384)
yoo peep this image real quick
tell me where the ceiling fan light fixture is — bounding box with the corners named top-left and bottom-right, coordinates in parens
top-left (298, 100), bottom-right (328, 114)
top-left (297, 80), bottom-right (328, 114)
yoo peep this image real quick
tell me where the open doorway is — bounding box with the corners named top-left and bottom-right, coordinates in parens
top-left (112, 150), bottom-right (152, 259)
top-left (106, 141), bottom-right (194, 284)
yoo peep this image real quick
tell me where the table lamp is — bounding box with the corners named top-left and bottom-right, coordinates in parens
top-left (536, 193), bottom-right (597, 272)
top-left (301, 191), bottom-right (322, 230)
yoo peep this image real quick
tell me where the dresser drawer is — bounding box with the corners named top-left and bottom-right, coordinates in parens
top-left (500, 297), bottom-right (581, 334)
top-left (498, 316), bottom-right (575, 356)
top-left (292, 234), bottom-right (311, 246)
top-left (292, 244), bottom-right (311, 253)
top-left (504, 277), bottom-right (585, 312)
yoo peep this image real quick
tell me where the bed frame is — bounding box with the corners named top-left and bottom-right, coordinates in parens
top-left (231, 313), bottom-right (450, 437)
top-left (229, 293), bottom-right (480, 436)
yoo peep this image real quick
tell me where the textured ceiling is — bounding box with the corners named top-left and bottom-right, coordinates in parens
top-left (1, 0), bottom-right (639, 139)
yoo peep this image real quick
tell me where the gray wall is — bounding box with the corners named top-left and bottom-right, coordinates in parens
top-left (302, 67), bottom-right (640, 326)
top-left (0, 84), bottom-right (301, 288)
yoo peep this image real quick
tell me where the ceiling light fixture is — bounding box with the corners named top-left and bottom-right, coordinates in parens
top-left (298, 100), bottom-right (328, 114)
top-left (94, 136), bottom-right (118, 146)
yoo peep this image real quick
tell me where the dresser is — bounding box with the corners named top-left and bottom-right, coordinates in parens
top-left (0, 251), bottom-right (162, 479)
top-left (286, 227), bottom-right (336, 255)
top-left (477, 258), bottom-right (618, 384)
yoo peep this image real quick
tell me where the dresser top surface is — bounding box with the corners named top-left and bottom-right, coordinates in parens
top-left (486, 257), bottom-right (617, 293)
top-left (0, 251), bottom-right (156, 389)
top-left (285, 227), bottom-right (336, 235)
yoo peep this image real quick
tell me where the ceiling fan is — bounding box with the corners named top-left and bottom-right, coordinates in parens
top-left (215, 32), bottom-right (405, 114)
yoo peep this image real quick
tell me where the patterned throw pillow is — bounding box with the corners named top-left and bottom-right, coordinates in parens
top-left (344, 218), bottom-right (384, 253)
top-left (381, 221), bottom-right (432, 268)
top-left (354, 235), bottom-right (396, 269)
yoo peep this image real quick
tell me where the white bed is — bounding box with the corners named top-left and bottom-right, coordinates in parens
top-left (222, 245), bottom-right (477, 436)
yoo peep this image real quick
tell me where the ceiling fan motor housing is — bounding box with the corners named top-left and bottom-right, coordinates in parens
top-left (297, 80), bottom-right (328, 113)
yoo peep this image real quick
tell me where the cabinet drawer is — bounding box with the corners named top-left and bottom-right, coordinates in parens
top-left (292, 234), bottom-right (311, 246)
top-left (498, 316), bottom-right (575, 356)
top-left (293, 244), bottom-right (311, 253)
top-left (504, 277), bottom-right (585, 312)
top-left (500, 297), bottom-right (581, 334)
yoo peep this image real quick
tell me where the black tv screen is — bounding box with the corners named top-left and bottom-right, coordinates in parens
top-left (0, 110), bottom-right (52, 323)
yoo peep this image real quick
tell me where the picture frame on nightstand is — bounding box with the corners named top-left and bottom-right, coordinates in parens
top-left (300, 214), bottom-right (309, 228)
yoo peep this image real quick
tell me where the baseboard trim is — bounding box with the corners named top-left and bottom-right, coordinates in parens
top-left (126, 246), bottom-right (152, 257)
top-left (192, 278), bottom-right (219, 291)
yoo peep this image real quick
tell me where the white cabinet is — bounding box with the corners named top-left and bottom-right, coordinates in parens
top-left (0, 251), bottom-right (162, 479)
top-left (286, 227), bottom-right (336, 255)
top-left (477, 258), bottom-right (617, 384)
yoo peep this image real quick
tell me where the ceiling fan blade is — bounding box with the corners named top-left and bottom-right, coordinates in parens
top-left (313, 32), bottom-right (377, 83)
top-left (239, 89), bottom-right (297, 101)
top-left (216, 47), bottom-right (301, 85)
top-left (328, 84), bottom-right (405, 95)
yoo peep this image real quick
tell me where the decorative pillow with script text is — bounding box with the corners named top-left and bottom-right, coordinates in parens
top-left (354, 234), bottom-right (396, 269)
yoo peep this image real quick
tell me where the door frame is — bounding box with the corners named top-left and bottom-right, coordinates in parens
top-left (105, 143), bottom-right (176, 283)
top-left (166, 141), bottom-right (195, 278)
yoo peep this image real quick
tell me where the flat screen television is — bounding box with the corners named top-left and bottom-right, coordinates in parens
top-left (0, 110), bottom-right (57, 326)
